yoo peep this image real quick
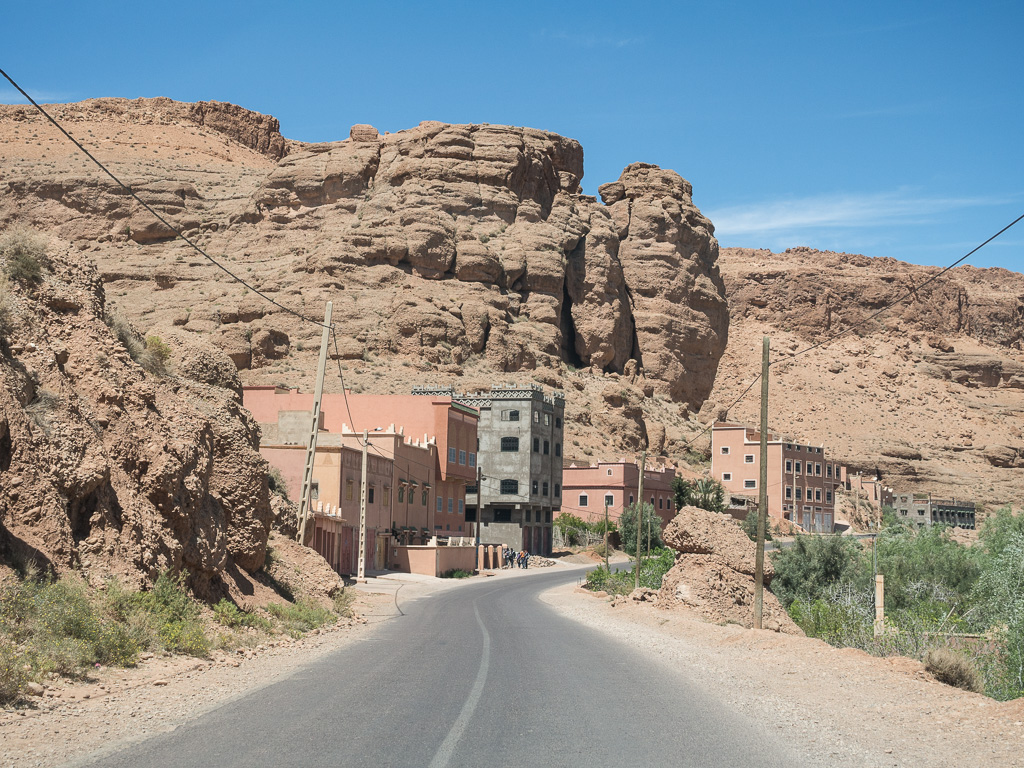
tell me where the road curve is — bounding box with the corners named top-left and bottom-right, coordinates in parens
top-left (86, 567), bottom-right (797, 768)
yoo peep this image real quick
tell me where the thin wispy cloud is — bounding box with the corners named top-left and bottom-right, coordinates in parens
top-left (0, 88), bottom-right (75, 105)
top-left (708, 190), bottom-right (1000, 238)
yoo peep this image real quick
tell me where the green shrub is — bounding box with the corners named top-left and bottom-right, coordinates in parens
top-left (924, 648), bottom-right (984, 693)
top-left (619, 503), bottom-right (663, 555)
top-left (267, 466), bottom-right (291, 501)
top-left (0, 227), bottom-right (48, 284)
top-left (266, 600), bottom-right (335, 637)
top-left (332, 590), bottom-right (355, 619)
top-left (439, 569), bottom-right (473, 579)
top-left (555, 513), bottom-right (589, 546)
top-left (212, 599), bottom-right (273, 631)
top-left (131, 571), bottom-right (209, 657)
top-left (770, 534), bottom-right (862, 609)
top-left (0, 640), bottom-right (27, 705)
top-left (740, 509), bottom-right (772, 542)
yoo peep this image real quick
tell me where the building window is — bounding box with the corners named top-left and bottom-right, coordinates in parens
top-left (607, 468), bottom-right (613, 476)
top-left (544, 413), bottom-right (551, 426)
top-left (579, 494), bottom-right (589, 507)
top-left (501, 409), bottom-right (519, 421)
top-left (532, 480), bottom-right (539, 495)
top-left (795, 488), bottom-right (802, 500)
top-left (604, 494), bottom-right (614, 507)
top-left (533, 411), bottom-right (540, 423)
top-left (458, 499), bottom-right (464, 515)
top-left (437, 497), bottom-right (443, 514)
top-left (659, 497), bottom-right (664, 509)
top-left (448, 447), bottom-right (457, 463)
top-left (422, 490), bottom-right (428, 506)
top-left (501, 437), bottom-right (519, 452)
top-left (785, 486), bottom-right (792, 499)
top-left (785, 460), bottom-right (792, 473)
top-left (448, 498), bottom-right (454, 514)
top-left (795, 461), bottom-right (802, 474)
top-left (500, 479), bottom-right (518, 495)
top-left (743, 479), bottom-right (756, 489)
top-left (533, 438), bottom-right (540, 453)
top-left (554, 483), bottom-right (561, 498)
top-left (545, 510), bottom-right (552, 523)
top-left (469, 452), bottom-right (476, 468)
top-left (398, 487), bottom-right (405, 503)
top-left (368, 486), bottom-right (375, 504)
top-left (555, 443), bottom-right (561, 457)
top-left (555, 417), bottom-right (562, 429)
top-left (744, 454), bottom-right (754, 464)
top-left (459, 450), bottom-right (467, 465)
top-left (815, 463), bottom-right (822, 476)
top-left (310, 482), bottom-right (319, 500)
top-left (346, 479), bottom-right (353, 501)
top-left (722, 472), bottom-right (732, 481)
top-left (815, 489), bottom-right (822, 501)
top-left (629, 495), bottom-right (634, 505)
top-left (825, 491), bottom-right (833, 503)
top-left (721, 446), bottom-right (730, 455)
top-left (542, 482), bottom-right (549, 496)
top-left (826, 465), bottom-right (833, 478)
top-left (543, 440), bottom-right (549, 455)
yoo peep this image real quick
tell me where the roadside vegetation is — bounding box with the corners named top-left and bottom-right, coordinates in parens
top-left (770, 506), bottom-right (1024, 701)
top-left (0, 563), bottom-right (354, 707)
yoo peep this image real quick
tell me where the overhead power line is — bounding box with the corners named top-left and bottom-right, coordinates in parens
top-left (0, 67), bottom-right (330, 329)
top-left (678, 210), bottom-right (1024, 452)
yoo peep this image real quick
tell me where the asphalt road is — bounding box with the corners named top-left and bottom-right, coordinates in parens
top-left (87, 567), bottom-right (798, 768)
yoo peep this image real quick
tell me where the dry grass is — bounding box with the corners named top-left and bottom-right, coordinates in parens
top-left (924, 647), bottom-right (984, 693)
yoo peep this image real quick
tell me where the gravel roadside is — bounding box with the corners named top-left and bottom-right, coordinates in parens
top-left (542, 583), bottom-right (1024, 768)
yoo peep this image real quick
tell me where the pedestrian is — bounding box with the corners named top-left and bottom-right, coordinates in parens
top-left (522, 549), bottom-right (530, 569)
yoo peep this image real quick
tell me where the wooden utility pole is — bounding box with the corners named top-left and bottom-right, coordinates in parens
top-left (753, 336), bottom-right (770, 630)
top-left (297, 301), bottom-right (333, 545)
top-left (603, 500), bottom-right (610, 572)
top-left (635, 451), bottom-right (647, 591)
top-left (874, 574), bottom-right (885, 636)
top-left (475, 461), bottom-right (482, 547)
top-left (357, 429), bottom-right (368, 581)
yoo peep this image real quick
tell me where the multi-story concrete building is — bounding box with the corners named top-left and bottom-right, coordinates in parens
top-left (843, 471), bottom-right (894, 512)
top-left (413, 385), bottom-right (564, 555)
top-left (711, 422), bottom-right (843, 533)
top-left (561, 460), bottom-right (678, 527)
top-left (892, 492), bottom-right (976, 529)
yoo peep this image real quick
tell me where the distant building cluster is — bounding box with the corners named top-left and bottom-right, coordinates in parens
top-left (892, 492), bottom-right (976, 529)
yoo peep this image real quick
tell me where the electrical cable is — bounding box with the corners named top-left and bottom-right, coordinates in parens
top-left (0, 67), bottom-right (330, 329)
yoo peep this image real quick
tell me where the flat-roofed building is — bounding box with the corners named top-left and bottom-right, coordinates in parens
top-left (711, 422), bottom-right (842, 533)
top-left (561, 459), bottom-right (678, 528)
top-left (892, 492), bottom-right (976, 529)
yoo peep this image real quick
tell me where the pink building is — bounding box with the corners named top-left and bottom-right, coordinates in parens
top-left (844, 471), bottom-right (894, 512)
top-left (243, 387), bottom-right (478, 539)
top-left (711, 422), bottom-right (842, 533)
top-left (561, 459), bottom-right (678, 528)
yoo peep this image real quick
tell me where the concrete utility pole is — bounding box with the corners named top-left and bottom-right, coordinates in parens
top-left (297, 301), bottom-right (333, 545)
top-left (357, 429), bottom-right (368, 582)
top-left (754, 336), bottom-right (770, 630)
top-left (635, 451), bottom-right (647, 591)
top-left (604, 500), bottom-right (610, 572)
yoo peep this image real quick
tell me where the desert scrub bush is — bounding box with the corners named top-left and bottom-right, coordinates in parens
top-left (266, 600), bottom-right (335, 637)
top-left (332, 589), bottom-right (355, 618)
top-left (105, 313), bottom-right (169, 375)
top-left (267, 466), bottom-right (291, 501)
top-left (140, 335), bottom-right (171, 374)
top-left (130, 571), bottom-right (209, 657)
top-left (924, 648), bottom-right (984, 693)
top-left (0, 226), bottom-right (48, 285)
top-left (24, 389), bottom-right (60, 435)
top-left (212, 599), bottom-right (272, 631)
top-left (439, 569), bottom-right (472, 579)
top-left (0, 639), bottom-right (28, 706)
top-left (0, 277), bottom-right (15, 340)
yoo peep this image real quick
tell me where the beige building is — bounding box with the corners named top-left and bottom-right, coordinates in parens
top-left (711, 422), bottom-right (842, 533)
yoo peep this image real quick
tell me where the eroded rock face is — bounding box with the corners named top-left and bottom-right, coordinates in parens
top-left (658, 506), bottom-right (800, 634)
top-left (0, 237), bottom-right (272, 596)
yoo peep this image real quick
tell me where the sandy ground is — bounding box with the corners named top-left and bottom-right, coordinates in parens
top-left (543, 584), bottom-right (1024, 768)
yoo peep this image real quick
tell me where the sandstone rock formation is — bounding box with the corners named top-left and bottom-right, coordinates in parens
top-left (0, 100), bottom-right (729, 462)
top-left (0, 232), bottom-right (272, 596)
top-left (708, 247), bottom-right (1024, 511)
top-left (658, 506), bottom-right (800, 634)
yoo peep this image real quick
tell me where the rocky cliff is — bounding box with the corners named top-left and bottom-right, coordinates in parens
top-left (0, 228), bottom-right (272, 595)
top-left (0, 100), bottom-right (728, 437)
top-left (706, 247), bottom-right (1024, 510)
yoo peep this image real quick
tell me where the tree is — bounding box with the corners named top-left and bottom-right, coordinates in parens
top-left (554, 513), bottom-right (589, 546)
top-left (619, 502), bottom-right (662, 556)
top-left (740, 507), bottom-right (772, 542)
top-left (672, 476), bottom-right (694, 510)
top-left (769, 534), bottom-right (862, 608)
top-left (693, 478), bottom-right (726, 513)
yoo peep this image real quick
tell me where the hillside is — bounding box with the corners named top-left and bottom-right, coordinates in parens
top-left (1, 98), bottom-right (1022, 513)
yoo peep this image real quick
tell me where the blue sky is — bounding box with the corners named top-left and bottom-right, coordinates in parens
top-left (3, 0), bottom-right (1022, 270)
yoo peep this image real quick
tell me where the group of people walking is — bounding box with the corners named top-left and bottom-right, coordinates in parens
top-left (503, 547), bottom-right (530, 569)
